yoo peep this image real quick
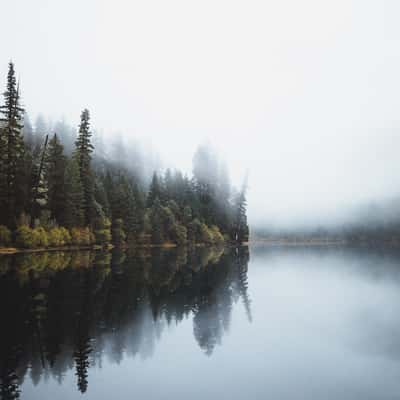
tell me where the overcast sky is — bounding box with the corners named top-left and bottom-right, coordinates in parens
top-left (1, 0), bottom-right (400, 228)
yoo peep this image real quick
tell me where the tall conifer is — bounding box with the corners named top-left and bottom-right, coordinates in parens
top-left (0, 62), bottom-right (25, 226)
top-left (64, 158), bottom-right (85, 227)
top-left (45, 134), bottom-right (67, 224)
top-left (74, 109), bottom-right (94, 226)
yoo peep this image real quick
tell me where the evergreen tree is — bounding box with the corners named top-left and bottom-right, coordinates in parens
top-left (164, 168), bottom-right (173, 200)
top-left (119, 178), bottom-right (145, 239)
top-left (45, 134), bottom-right (67, 224)
top-left (31, 135), bottom-right (51, 225)
top-left (150, 198), bottom-right (164, 244)
top-left (0, 62), bottom-right (25, 227)
top-left (111, 218), bottom-right (126, 246)
top-left (130, 182), bottom-right (145, 238)
top-left (147, 172), bottom-right (163, 207)
top-left (74, 109), bottom-right (94, 226)
top-left (215, 161), bottom-right (232, 232)
top-left (93, 178), bottom-right (110, 218)
top-left (192, 145), bottom-right (218, 226)
top-left (64, 158), bottom-right (84, 227)
top-left (53, 118), bottom-right (75, 155)
top-left (231, 178), bottom-right (249, 244)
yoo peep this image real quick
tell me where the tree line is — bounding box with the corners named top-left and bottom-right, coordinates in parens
top-left (0, 62), bottom-right (249, 248)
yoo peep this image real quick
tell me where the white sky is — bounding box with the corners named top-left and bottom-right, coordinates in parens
top-left (1, 0), bottom-right (400, 227)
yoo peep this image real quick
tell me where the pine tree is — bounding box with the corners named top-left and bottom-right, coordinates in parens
top-left (164, 168), bottom-right (173, 200)
top-left (64, 158), bottom-right (84, 227)
top-left (93, 178), bottom-right (110, 218)
top-left (119, 178), bottom-right (144, 238)
top-left (231, 178), bottom-right (249, 243)
top-left (45, 134), bottom-right (67, 224)
top-left (130, 181), bottom-right (145, 238)
top-left (27, 135), bottom-right (49, 224)
top-left (0, 62), bottom-right (25, 227)
top-left (215, 161), bottom-right (232, 232)
top-left (74, 109), bottom-right (94, 226)
top-left (150, 197), bottom-right (164, 244)
top-left (192, 145), bottom-right (218, 226)
top-left (147, 172), bottom-right (163, 207)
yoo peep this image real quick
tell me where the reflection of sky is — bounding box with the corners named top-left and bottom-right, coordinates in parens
top-left (22, 247), bottom-right (400, 400)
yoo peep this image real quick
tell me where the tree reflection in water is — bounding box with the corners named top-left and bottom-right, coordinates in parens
top-left (0, 246), bottom-right (251, 398)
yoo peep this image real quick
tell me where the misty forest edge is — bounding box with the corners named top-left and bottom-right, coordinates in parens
top-left (0, 62), bottom-right (249, 251)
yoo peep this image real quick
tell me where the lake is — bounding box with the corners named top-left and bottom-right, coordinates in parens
top-left (1, 245), bottom-right (400, 399)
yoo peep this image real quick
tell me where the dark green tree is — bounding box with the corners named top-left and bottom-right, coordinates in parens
top-left (64, 158), bottom-right (85, 227)
top-left (74, 109), bottom-right (94, 226)
top-left (192, 145), bottom-right (218, 226)
top-left (150, 198), bottom-right (164, 244)
top-left (147, 172), bottom-right (163, 207)
top-left (130, 182), bottom-right (145, 238)
top-left (111, 218), bottom-right (126, 246)
top-left (0, 62), bottom-right (25, 227)
top-left (45, 134), bottom-right (67, 224)
top-left (231, 178), bottom-right (249, 244)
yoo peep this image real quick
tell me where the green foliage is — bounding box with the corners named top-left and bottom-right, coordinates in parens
top-left (199, 223), bottom-right (214, 244)
top-left (0, 62), bottom-right (26, 227)
top-left (210, 225), bottom-right (224, 243)
top-left (34, 226), bottom-right (49, 247)
top-left (70, 227), bottom-right (91, 246)
top-left (89, 230), bottom-right (96, 244)
top-left (167, 200), bottom-right (180, 219)
top-left (15, 225), bottom-right (75, 249)
top-left (112, 218), bottom-right (126, 246)
top-left (47, 227), bottom-right (64, 247)
top-left (94, 217), bottom-right (111, 245)
top-left (149, 198), bottom-right (164, 244)
top-left (171, 223), bottom-right (187, 245)
top-left (16, 225), bottom-right (38, 248)
top-left (74, 109), bottom-right (94, 226)
top-left (187, 218), bottom-right (202, 243)
top-left (64, 158), bottom-right (85, 227)
top-left (45, 134), bottom-right (67, 224)
top-left (59, 227), bottom-right (72, 245)
top-left (147, 172), bottom-right (164, 207)
top-left (230, 181), bottom-right (249, 243)
top-left (95, 229), bottom-right (112, 245)
top-left (0, 225), bottom-right (11, 246)
top-left (183, 205), bottom-right (193, 224)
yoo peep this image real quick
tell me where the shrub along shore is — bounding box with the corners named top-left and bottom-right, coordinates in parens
top-left (0, 221), bottom-right (227, 254)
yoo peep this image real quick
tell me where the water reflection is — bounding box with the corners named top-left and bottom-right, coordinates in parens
top-left (0, 246), bottom-right (250, 399)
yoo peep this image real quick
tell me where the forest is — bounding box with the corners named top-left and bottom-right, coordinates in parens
top-left (0, 62), bottom-right (249, 250)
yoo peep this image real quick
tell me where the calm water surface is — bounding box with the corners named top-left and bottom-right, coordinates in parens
top-left (1, 245), bottom-right (400, 399)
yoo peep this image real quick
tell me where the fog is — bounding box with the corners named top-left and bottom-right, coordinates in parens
top-left (1, 0), bottom-right (400, 229)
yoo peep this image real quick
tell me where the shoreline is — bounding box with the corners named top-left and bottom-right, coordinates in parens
top-left (4, 238), bottom-right (400, 254)
top-left (0, 241), bottom-right (231, 255)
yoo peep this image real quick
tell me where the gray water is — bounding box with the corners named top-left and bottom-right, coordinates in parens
top-left (1, 245), bottom-right (400, 399)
